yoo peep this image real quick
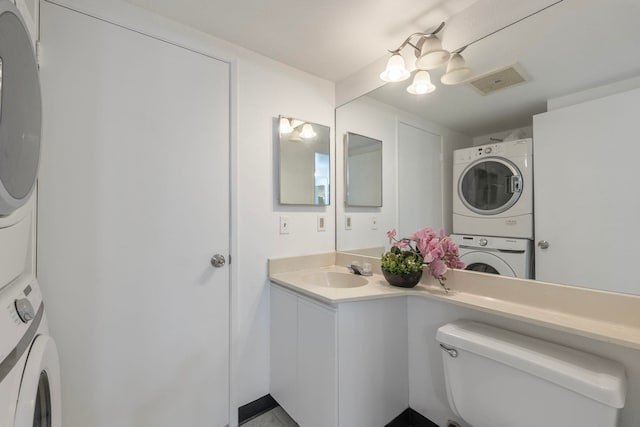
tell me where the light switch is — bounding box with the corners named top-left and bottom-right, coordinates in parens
top-left (280, 216), bottom-right (290, 234)
top-left (317, 215), bottom-right (326, 232)
top-left (345, 215), bottom-right (352, 230)
top-left (371, 217), bottom-right (378, 230)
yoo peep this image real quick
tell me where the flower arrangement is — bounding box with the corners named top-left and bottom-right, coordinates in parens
top-left (382, 227), bottom-right (465, 291)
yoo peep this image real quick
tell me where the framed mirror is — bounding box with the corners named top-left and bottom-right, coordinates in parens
top-left (278, 116), bottom-right (330, 206)
top-left (344, 132), bottom-right (382, 207)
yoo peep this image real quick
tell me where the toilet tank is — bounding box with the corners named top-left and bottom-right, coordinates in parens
top-left (436, 321), bottom-right (626, 427)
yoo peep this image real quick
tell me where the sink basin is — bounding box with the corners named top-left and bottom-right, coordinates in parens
top-left (302, 271), bottom-right (368, 288)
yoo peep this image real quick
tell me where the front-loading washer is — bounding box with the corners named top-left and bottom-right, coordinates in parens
top-left (453, 139), bottom-right (533, 239)
top-left (451, 234), bottom-right (533, 279)
top-left (0, 276), bottom-right (61, 427)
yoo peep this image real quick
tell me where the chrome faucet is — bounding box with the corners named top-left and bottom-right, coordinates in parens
top-left (347, 262), bottom-right (372, 276)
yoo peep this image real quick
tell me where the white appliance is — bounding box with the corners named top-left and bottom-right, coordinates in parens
top-left (0, 276), bottom-right (61, 427)
top-left (451, 234), bottom-right (533, 279)
top-left (453, 139), bottom-right (533, 239)
top-left (437, 320), bottom-right (626, 427)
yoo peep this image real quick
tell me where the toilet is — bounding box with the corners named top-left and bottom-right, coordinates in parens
top-left (436, 321), bottom-right (626, 427)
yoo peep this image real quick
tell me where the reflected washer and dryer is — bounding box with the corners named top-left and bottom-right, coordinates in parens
top-left (0, 277), bottom-right (61, 427)
top-left (453, 139), bottom-right (533, 239)
top-left (452, 234), bottom-right (533, 279)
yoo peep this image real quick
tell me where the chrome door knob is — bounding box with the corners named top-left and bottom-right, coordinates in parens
top-left (210, 254), bottom-right (226, 268)
top-left (537, 240), bottom-right (550, 249)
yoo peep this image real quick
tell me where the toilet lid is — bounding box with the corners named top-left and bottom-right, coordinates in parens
top-left (0, 3), bottom-right (41, 216)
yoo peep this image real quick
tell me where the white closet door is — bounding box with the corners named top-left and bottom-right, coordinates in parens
top-left (533, 88), bottom-right (640, 295)
top-left (398, 122), bottom-right (443, 235)
top-left (38, 3), bottom-right (230, 426)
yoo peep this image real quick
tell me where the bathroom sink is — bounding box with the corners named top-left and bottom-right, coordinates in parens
top-left (302, 271), bottom-right (368, 288)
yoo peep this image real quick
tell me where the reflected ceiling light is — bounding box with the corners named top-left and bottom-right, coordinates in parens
top-left (379, 53), bottom-right (410, 82)
top-left (299, 123), bottom-right (317, 139)
top-left (441, 51), bottom-right (472, 85)
top-left (406, 71), bottom-right (436, 95)
top-left (279, 117), bottom-right (293, 134)
top-left (415, 34), bottom-right (449, 70)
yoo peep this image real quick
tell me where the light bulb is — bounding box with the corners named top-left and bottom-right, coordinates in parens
top-left (299, 123), bottom-right (317, 139)
top-left (279, 117), bottom-right (293, 134)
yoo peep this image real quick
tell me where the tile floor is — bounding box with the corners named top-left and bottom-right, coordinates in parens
top-left (241, 406), bottom-right (299, 427)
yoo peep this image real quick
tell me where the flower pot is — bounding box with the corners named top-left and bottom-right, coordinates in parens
top-left (382, 269), bottom-right (423, 288)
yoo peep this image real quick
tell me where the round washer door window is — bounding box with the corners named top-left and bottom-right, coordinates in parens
top-left (0, 5), bottom-right (42, 216)
top-left (14, 335), bottom-right (61, 427)
top-left (459, 251), bottom-right (516, 277)
top-left (458, 158), bottom-right (522, 215)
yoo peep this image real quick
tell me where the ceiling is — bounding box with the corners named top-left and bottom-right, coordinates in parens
top-left (121, 0), bottom-right (640, 137)
top-left (121, 0), bottom-right (477, 82)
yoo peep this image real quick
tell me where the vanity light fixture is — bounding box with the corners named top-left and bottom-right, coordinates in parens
top-left (299, 123), bottom-right (317, 139)
top-left (381, 22), bottom-right (473, 94)
top-left (406, 70), bottom-right (436, 95)
top-left (441, 48), bottom-right (472, 85)
top-left (279, 117), bottom-right (293, 134)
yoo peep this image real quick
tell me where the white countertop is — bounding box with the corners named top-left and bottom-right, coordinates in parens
top-left (269, 253), bottom-right (640, 351)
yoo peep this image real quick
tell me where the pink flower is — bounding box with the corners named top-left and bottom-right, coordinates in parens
top-left (393, 240), bottom-right (409, 248)
top-left (429, 259), bottom-right (448, 277)
top-left (386, 229), bottom-right (397, 244)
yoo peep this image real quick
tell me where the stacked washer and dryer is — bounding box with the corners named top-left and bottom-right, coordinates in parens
top-left (452, 138), bottom-right (534, 278)
top-left (0, 1), bottom-right (61, 426)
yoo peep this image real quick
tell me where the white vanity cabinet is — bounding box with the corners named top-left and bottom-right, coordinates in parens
top-left (270, 284), bottom-right (409, 427)
top-left (533, 87), bottom-right (640, 295)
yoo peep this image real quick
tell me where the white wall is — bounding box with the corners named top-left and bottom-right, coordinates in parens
top-left (408, 296), bottom-right (640, 427)
top-left (336, 96), bottom-right (471, 252)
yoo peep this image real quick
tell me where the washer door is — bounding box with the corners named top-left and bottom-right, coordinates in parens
top-left (460, 250), bottom-right (516, 277)
top-left (458, 158), bottom-right (522, 215)
top-left (0, 3), bottom-right (42, 216)
top-left (14, 335), bottom-right (61, 427)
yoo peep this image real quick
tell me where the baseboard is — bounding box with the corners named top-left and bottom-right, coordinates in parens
top-left (386, 407), bottom-right (439, 427)
top-left (238, 394), bottom-right (278, 425)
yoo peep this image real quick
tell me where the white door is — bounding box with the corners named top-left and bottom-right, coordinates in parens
top-left (38, 3), bottom-right (230, 427)
top-left (533, 88), bottom-right (640, 294)
top-left (398, 122), bottom-right (443, 235)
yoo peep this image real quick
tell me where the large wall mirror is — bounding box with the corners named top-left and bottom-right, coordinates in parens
top-left (335, 0), bottom-right (640, 296)
top-left (279, 116), bottom-right (331, 205)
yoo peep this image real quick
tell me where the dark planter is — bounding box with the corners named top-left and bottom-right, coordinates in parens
top-left (382, 269), bottom-right (423, 288)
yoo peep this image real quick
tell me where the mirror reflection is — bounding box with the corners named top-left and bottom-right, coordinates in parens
top-left (344, 132), bottom-right (382, 207)
top-left (336, 0), bottom-right (640, 296)
top-left (279, 116), bottom-right (330, 206)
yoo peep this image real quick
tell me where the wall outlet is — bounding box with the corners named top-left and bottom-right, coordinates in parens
top-left (317, 215), bottom-right (326, 232)
top-left (345, 215), bottom-right (352, 230)
top-left (279, 216), bottom-right (290, 234)
top-left (371, 216), bottom-right (378, 230)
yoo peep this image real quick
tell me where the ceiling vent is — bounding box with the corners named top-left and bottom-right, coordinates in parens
top-left (467, 63), bottom-right (528, 95)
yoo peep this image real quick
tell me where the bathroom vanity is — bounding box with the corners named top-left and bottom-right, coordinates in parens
top-left (269, 252), bottom-right (640, 426)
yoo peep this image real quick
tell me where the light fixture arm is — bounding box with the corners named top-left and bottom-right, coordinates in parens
top-left (388, 22), bottom-right (446, 55)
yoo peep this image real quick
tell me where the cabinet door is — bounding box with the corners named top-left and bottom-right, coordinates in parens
top-left (270, 286), bottom-right (299, 420)
top-left (533, 88), bottom-right (640, 294)
top-left (297, 298), bottom-right (338, 427)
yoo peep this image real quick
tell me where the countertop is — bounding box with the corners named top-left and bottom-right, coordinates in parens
top-left (269, 252), bottom-right (640, 351)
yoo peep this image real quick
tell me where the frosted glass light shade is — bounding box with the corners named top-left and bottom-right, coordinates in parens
top-left (380, 53), bottom-right (411, 82)
top-left (279, 117), bottom-right (293, 134)
top-left (406, 71), bottom-right (436, 95)
top-left (299, 123), bottom-right (317, 139)
top-left (415, 35), bottom-right (449, 70)
top-left (441, 53), bottom-right (472, 85)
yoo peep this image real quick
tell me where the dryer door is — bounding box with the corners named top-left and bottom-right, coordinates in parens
top-left (460, 250), bottom-right (516, 277)
top-left (458, 158), bottom-right (522, 215)
top-left (14, 335), bottom-right (61, 427)
top-left (0, 3), bottom-right (42, 216)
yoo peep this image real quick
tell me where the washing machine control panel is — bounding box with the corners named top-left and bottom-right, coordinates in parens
top-left (0, 277), bottom-right (43, 362)
top-left (15, 297), bottom-right (35, 323)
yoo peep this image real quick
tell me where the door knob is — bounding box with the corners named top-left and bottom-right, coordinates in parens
top-left (210, 254), bottom-right (226, 268)
top-left (537, 240), bottom-right (549, 249)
